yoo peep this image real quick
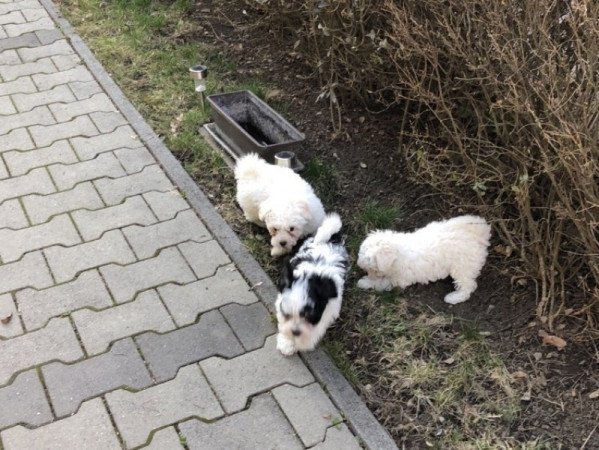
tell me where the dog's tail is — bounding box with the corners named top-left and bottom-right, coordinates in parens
top-left (234, 153), bottom-right (266, 180)
top-left (313, 213), bottom-right (343, 244)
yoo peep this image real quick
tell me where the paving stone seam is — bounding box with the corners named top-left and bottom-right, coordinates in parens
top-left (0, 94), bottom-right (17, 116)
top-left (100, 396), bottom-right (126, 449)
top-left (217, 302), bottom-right (275, 352)
top-left (35, 366), bottom-right (57, 423)
top-left (2, 50), bottom-right (72, 66)
top-left (45, 104), bottom-right (118, 126)
top-left (16, 196), bottom-right (33, 227)
top-left (6, 82), bottom-right (102, 113)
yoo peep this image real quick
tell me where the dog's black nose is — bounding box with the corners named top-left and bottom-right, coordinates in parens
top-left (280, 241), bottom-right (288, 247)
top-left (292, 329), bottom-right (301, 336)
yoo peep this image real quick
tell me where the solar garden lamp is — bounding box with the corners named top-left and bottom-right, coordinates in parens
top-left (189, 64), bottom-right (208, 111)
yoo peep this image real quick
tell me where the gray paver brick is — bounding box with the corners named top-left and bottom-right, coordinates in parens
top-left (113, 146), bottom-right (155, 174)
top-left (12, 84), bottom-right (76, 112)
top-left (0, 1), bottom-right (44, 15)
top-left (0, 32), bottom-right (40, 52)
top-left (29, 114), bottom-right (98, 147)
top-left (0, 105), bottom-right (54, 135)
top-left (89, 111), bottom-right (128, 133)
top-left (0, 11), bottom-right (25, 26)
top-left (51, 53), bottom-right (80, 71)
top-left (312, 424), bottom-right (363, 450)
top-left (106, 364), bottom-right (224, 448)
top-left (43, 338), bottom-right (152, 417)
top-left (0, 28), bottom-right (6, 39)
top-left (220, 302), bottom-right (275, 351)
top-left (178, 240), bottom-right (230, 279)
top-left (0, 317), bottom-right (83, 385)
top-left (35, 29), bottom-right (63, 46)
top-left (0, 167), bottom-right (55, 203)
top-left (68, 79), bottom-right (103, 100)
top-left (135, 309), bottom-right (244, 382)
top-left (272, 383), bottom-right (342, 447)
top-left (0, 199), bottom-right (28, 229)
top-left (0, 213), bottom-right (80, 263)
top-left (17, 269), bottom-right (112, 331)
top-left (0, 49), bottom-right (21, 65)
top-left (0, 94), bottom-right (17, 114)
top-left (0, 370), bottom-right (52, 429)
top-left (124, 209), bottom-right (210, 259)
top-left (143, 190), bottom-right (190, 221)
top-left (72, 290), bottom-right (175, 355)
top-left (100, 246), bottom-right (194, 304)
top-left (143, 427), bottom-right (183, 450)
top-left (72, 195), bottom-right (156, 241)
top-left (23, 181), bottom-right (104, 224)
top-left (0, 127), bottom-right (34, 153)
top-left (70, 124), bottom-right (141, 159)
top-left (17, 39), bottom-right (73, 62)
top-left (21, 7), bottom-right (51, 22)
top-left (44, 229), bottom-right (136, 283)
top-left (159, 264), bottom-right (258, 326)
top-left (49, 92), bottom-right (115, 122)
top-left (180, 394), bottom-right (303, 450)
top-left (0, 56), bottom-right (55, 81)
top-left (48, 152), bottom-right (125, 191)
top-left (95, 164), bottom-right (174, 205)
top-left (1, 398), bottom-right (121, 450)
top-left (0, 293), bottom-right (23, 338)
top-left (200, 335), bottom-right (314, 413)
top-left (32, 65), bottom-right (93, 91)
top-left (4, 139), bottom-right (77, 175)
top-left (5, 18), bottom-right (54, 37)
top-left (0, 75), bottom-right (36, 97)
top-left (0, 156), bottom-right (8, 179)
top-left (0, 251), bottom-right (53, 294)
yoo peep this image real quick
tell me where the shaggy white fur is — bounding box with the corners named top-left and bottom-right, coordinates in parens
top-left (234, 153), bottom-right (326, 256)
top-left (357, 215), bottom-right (491, 304)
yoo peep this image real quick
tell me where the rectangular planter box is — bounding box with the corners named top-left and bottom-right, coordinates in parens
top-left (207, 90), bottom-right (305, 164)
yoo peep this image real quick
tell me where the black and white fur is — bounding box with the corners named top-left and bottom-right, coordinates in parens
top-left (275, 213), bottom-right (348, 356)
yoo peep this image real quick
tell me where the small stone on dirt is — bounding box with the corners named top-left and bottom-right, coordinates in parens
top-left (590, 389), bottom-right (599, 399)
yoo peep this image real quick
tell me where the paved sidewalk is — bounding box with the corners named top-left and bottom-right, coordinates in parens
top-left (0, 1), bottom-right (397, 449)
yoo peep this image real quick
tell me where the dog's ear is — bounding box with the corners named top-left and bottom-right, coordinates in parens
top-left (303, 274), bottom-right (337, 325)
top-left (374, 247), bottom-right (396, 273)
top-left (278, 256), bottom-right (294, 292)
top-left (258, 202), bottom-right (270, 222)
top-left (298, 201), bottom-right (312, 220)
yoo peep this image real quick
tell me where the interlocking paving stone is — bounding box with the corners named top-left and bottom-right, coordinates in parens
top-left (0, 49), bottom-right (21, 65)
top-left (0, 56), bottom-right (55, 81)
top-left (0, 11), bottom-right (25, 26)
top-left (0, 127), bottom-right (34, 152)
top-left (0, 32), bottom-right (40, 52)
top-left (135, 310), bottom-right (244, 382)
top-left (72, 195), bottom-right (156, 241)
top-left (143, 190), bottom-right (190, 221)
top-left (180, 393), bottom-right (303, 450)
top-left (0, 251), bottom-right (53, 295)
top-left (312, 424), bottom-right (362, 450)
top-left (68, 79), bottom-right (103, 100)
top-left (143, 427), bottom-right (183, 450)
top-left (106, 364), bottom-right (224, 448)
top-left (0, 105), bottom-right (54, 135)
top-left (0, 76), bottom-right (36, 97)
top-left (35, 29), bottom-right (63, 46)
top-left (70, 124), bottom-right (142, 160)
top-left (12, 83), bottom-right (75, 112)
top-left (0, 317), bottom-right (83, 385)
top-left (32, 65), bottom-right (93, 91)
top-left (17, 39), bottom-right (73, 62)
top-left (0, 156), bottom-right (8, 178)
top-left (114, 146), bottom-right (155, 173)
top-left (49, 92), bottom-right (116, 122)
top-left (43, 338), bottom-right (152, 417)
top-left (44, 229), bottom-right (136, 283)
top-left (50, 53), bottom-right (79, 71)
top-left (0, 94), bottom-right (17, 114)
top-left (29, 114), bottom-right (98, 147)
top-left (178, 240), bottom-right (230, 279)
top-left (5, 17), bottom-right (54, 38)
top-left (159, 264), bottom-right (258, 326)
top-left (100, 246), bottom-right (194, 304)
top-left (0, 167), bottom-right (55, 203)
top-left (0, 370), bottom-right (52, 429)
top-left (16, 269), bottom-right (112, 331)
top-left (0, 199), bottom-right (28, 229)
top-left (48, 152), bottom-right (125, 191)
top-left (123, 209), bottom-right (210, 259)
top-left (72, 290), bottom-right (175, 355)
top-left (272, 383), bottom-right (342, 447)
top-left (89, 110), bottom-right (128, 133)
top-left (21, 7), bottom-right (50, 22)
top-left (23, 181), bottom-right (104, 224)
top-left (0, 293), bottom-right (23, 338)
top-left (0, 213), bottom-right (80, 263)
top-left (220, 302), bottom-right (275, 351)
top-left (95, 164), bottom-right (174, 205)
top-left (1, 398), bottom-right (121, 450)
top-left (0, 1), bottom-right (44, 15)
top-left (4, 140), bottom-right (77, 175)
top-left (0, 28), bottom-right (7, 39)
top-left (200, 335), bottom-right (314, 413)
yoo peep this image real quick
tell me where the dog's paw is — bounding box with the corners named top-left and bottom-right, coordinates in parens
top-left (357, 277), bottom-right (373, 290)
top-left (444, 291), bottom-right (468, 305)
top-left (270, 246), bottom-right (288, 257)
top-left (276, 334), bottom-right (297, 356)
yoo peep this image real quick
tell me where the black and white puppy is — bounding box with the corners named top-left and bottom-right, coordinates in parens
top-left (275, 213), bottom-right (348, 356)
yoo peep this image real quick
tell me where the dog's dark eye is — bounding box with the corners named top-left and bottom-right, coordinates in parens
top-left (283, 313), bottom-right (291, 320)
top-left (289, 226), bottom-right (295, 232)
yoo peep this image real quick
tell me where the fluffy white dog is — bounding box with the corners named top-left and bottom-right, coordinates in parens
top-left (357, 215), bottom-right (491, 304)
top-left (235, 153), bottom-right (326, 256)
top-left (276, 213), bottom-right (348, 355)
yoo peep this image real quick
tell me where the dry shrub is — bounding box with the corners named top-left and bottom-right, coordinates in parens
top-left (248, 0), bottom-right (599, 330)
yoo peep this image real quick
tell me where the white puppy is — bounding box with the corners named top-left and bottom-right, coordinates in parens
top-left (235, 153), bottom-right (326, 256)
top-left (357, 215), bottom-right (491, 304)
top-left (276, 213), bottom-right (348, 355)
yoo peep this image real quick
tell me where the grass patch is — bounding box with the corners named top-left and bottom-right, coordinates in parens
top-left (356, 201), bottom-right (402, 232)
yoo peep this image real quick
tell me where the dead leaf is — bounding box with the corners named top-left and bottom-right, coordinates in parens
top-left (521, 390), bottom-right (532, 401)
top-left (170, 113), bottom-right (184, 135)
top-left (1, 313), bottom-right (12, 324)
top-left (359, 162), bottom-right (367, 168)
top-left (590, 389), bottom-right (599, 399)
top-left (265, 89), bottom-right (283, 100)
top-left (511, 370), bottom-right (528, 382)
top-left (442, 357), bottom-right (455, 365)
top-left (538, 330), bottom-right (567, 350)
